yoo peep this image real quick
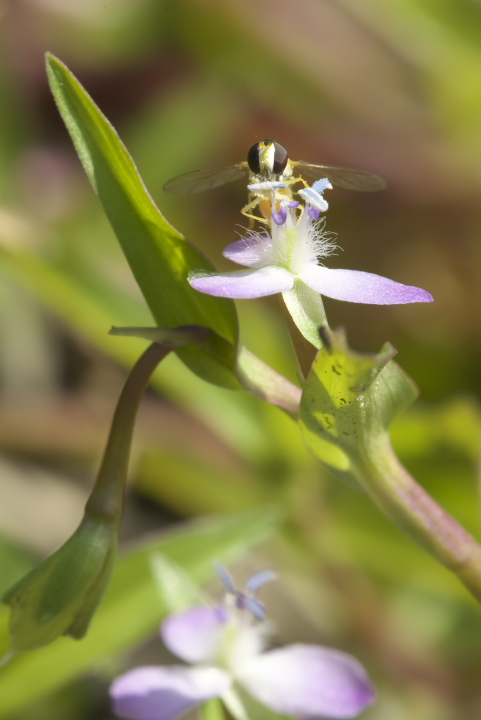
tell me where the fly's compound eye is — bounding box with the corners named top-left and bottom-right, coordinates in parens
top-left (247, 140), bottom-right (289, 176)
top-left (272, 141), bottom-right (288, 174)
top-left (247, 142), bottom-right (261, 175)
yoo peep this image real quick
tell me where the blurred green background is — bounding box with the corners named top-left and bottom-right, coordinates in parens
top-left (0, 0), bottom-right (480, 718)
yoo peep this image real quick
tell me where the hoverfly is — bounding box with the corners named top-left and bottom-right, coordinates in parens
top-left (163, 139), bottom-right (386, 222)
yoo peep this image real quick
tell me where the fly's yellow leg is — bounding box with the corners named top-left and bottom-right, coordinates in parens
top-left (241, 178), bottom-right (307, 225)
top-left (241, 194), bottom-right (270, 225)
top-left (267, 177), bottom-right (305, 217)
top-left (285, 175), bottom-right (309, 190)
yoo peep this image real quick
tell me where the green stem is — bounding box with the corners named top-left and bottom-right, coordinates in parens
top-left (110, 325), bottom-right (302, 418)
top-left (200, 699), bottom-right (227, 720)
top-left (236, 345), bottom-right (302, 418)
top-left (359, 434), bottom-right (481, 603)
top-left (85, 343), bottom-right (170, 522)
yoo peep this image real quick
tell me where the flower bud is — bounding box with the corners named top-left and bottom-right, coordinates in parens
top-left (3, 515), bottom-right (118, 651)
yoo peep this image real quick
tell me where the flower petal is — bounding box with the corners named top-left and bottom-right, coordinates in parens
top-left (214, 562), bottom-right (237, 594)
top-left (245, 569), bottom-right (278, 593)
top-left (236, 644), bottom-right (376, 719)
top-left (298, 187), bottom-right (329, 213)
top-left (311, 178), bottom-right (333, 195)
top-left (223, 237), bottom-right (273, 268)
top-left (189, 267), bottom-right (294, 299)
top-left (247, 181), bottom-right (287, 192)
top-left (161, 606), bottom-right (227, 664)
top-left (301, 265), bottom-right (433, 305)
top-left (110, 665), bottom-right (230, 720)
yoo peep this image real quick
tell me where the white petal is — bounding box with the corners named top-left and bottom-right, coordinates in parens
top-left (223, 237), bottom-right (273, 268)
top-left (247, 181), bottom-right (287, 192)
top-left (298, 187), bottom-right (329, 212)
top-left (236, 644), bottom-right (375, 719)
top-left (161, 606), bottom-right (226, 664)
top-left (189, 267), bottom-right (294, 299)
top-left (301, 265), bottom-right (434, 304)
top-left (110, 665), bottom-right (230, 720)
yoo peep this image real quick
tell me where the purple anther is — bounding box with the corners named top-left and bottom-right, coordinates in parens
top-left (272, 207), bottom-right (287, 225)
top-left (307, 205), bottom-right (321, 221)
top-left (287, 201), bottom-right (300, 208)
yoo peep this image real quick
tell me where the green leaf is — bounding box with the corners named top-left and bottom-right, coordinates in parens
top-left (0, 508), bottom-right (278, 717)
top-left (299, 328), bottom-right (418, 487)
top-left (0, 244), bottom-right (295, 461)
top-left (45, 53), bottom-right (239, 389)
top-left (149, 554), bottom-right (207, 614)
top-left (110, 325), bottom-right (242, 381)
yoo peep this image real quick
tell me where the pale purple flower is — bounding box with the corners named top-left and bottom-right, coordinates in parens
top-left (110, 567), bottom-right (376, 720)
top-left (188, 179), bottom-right (433, 305)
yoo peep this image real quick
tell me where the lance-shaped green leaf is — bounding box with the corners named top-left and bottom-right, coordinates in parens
top-left (300, 328), bottom-right (481, 605)
top-left (109, 325), bottom-right (235, 379)
top-left (149, 554), bottom-right (207, 615)
top-left (45, 53), bottom-right (239, 389)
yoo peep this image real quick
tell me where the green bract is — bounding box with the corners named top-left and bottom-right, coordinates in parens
top-left (299, 328), bottom-right (417, 489)
top-left (45, 54), bottom-right (239, 389)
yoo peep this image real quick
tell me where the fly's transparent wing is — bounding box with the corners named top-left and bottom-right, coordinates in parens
top-left (292, 160), bottom-right (387, 192)
top-left (163, 163), bottom-right (249, 195)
